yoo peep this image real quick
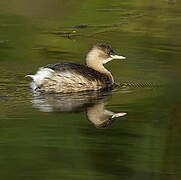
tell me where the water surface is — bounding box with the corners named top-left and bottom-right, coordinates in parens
top-left (0, 0), bottom-right (181, 179)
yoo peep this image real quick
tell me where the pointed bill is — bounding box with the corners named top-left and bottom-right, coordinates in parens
top-left (112, 112), bottom-right (127, 119)
top-left (110, 54), bottom-right (126, 60)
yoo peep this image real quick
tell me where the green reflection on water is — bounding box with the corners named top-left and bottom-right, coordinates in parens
top-left (0, 0), bottom-right (181, 179)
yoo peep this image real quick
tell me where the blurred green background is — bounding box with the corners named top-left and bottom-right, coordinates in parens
top-left (0, 0), bottom-right (181, 179)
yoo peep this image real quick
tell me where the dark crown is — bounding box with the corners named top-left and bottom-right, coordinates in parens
top-left (93, 43), bottom-right (116, 55)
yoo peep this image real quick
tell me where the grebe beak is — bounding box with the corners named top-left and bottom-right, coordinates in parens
top-left (110, 54), bottom-right (126, 60)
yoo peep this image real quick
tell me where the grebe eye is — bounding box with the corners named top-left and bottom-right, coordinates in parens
top-left (109, 50), bottom-right (114, 55)
top-left (108, 51), bottom-right (111, 55)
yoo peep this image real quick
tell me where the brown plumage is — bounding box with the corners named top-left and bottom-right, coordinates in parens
top-left (26, 43), bottom-right (126, 93)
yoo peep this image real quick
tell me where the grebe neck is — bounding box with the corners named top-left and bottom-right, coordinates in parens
top-left (96, 65), bottom-right (114, 84)
top-left (86, 48), bottom-right (114, 84)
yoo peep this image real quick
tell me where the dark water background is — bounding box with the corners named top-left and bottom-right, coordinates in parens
top-left (0, 0), bottom-right (181, 179)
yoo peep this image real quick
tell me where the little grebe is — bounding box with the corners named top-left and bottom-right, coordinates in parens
top-left (27, 43), bottom-right (126, 93)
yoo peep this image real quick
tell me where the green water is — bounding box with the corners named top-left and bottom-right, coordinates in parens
top-left (0, 0), bottom-right (181, 179)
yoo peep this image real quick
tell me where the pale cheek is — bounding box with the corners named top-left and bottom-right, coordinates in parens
top-left (98, 53), bottom-right (109, 59)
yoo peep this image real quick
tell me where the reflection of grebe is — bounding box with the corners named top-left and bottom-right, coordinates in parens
top-left (27, 43), bottom-right (126, 93)
top-left (86, 102), bottom-right (126, 128)
top-left (31, 91), bottom-right (126, 128)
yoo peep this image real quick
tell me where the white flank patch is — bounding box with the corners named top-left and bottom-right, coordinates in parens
top-left (26, 67), bottom-right (54, 86)
top-left (29, 81), bottom-right (37, 92)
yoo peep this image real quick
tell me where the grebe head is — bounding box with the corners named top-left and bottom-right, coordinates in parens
top-left (85, 43), bottom-right (126, 84)
top-left (86, 43), bottom-right (126, 67)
